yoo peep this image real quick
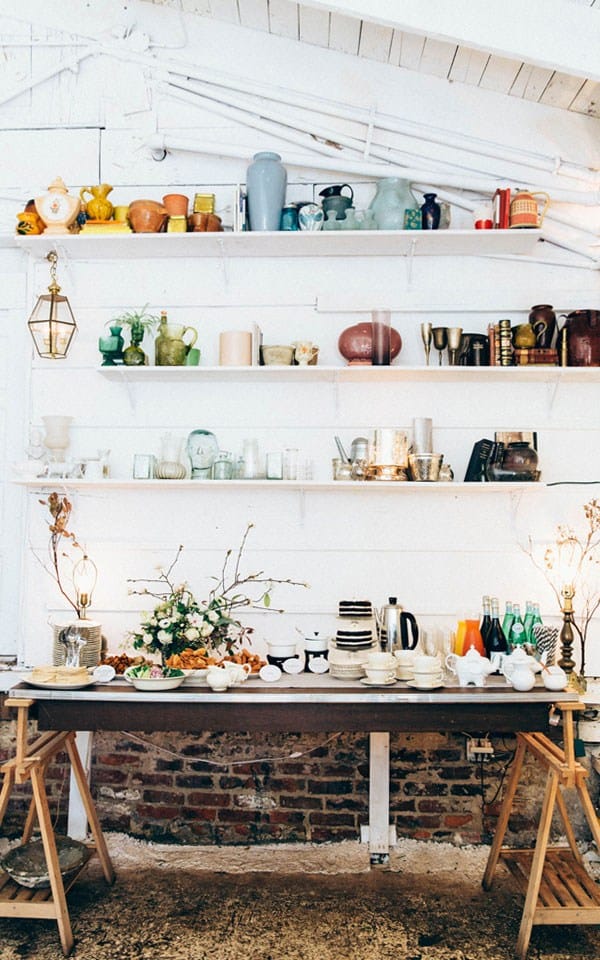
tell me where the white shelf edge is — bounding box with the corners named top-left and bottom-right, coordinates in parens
top-left (15, 229), bottom-right (542, 261)
top-left (13, 479), bottom-right (545, 493)
top-left (91, 364), bottom-right (599, 385)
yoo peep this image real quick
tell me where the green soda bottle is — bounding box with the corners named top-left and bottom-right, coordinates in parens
top-left (508, 603), bottom-right (526, 648)
top-left (502, 601), bottom-right (514, 638)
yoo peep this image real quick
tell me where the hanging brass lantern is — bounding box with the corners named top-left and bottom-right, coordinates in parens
top-left (27, 251), bottom-right (77, 359)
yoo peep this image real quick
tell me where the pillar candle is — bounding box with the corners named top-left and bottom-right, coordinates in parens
top-left (219, 331), bottom-right (253, 366)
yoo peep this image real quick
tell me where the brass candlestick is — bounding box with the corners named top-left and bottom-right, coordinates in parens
top-left (558, 584), bottom-right (576, 675)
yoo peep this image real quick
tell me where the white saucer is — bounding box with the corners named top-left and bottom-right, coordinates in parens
top-left (406, 680), bottom-right (445, 690)
top-left (360, 676), bottom-right (397, 687)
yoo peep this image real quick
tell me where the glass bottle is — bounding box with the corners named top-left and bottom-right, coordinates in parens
top-left (485, 597), bottom-right (508, 664)
top-left (480, 596), bottom-right (492, 648)
top-left (123, 320), bottom-right (147, 366)
top-left (502, 601), bottom-right (514, 638)
top-left (528, 603), bottom-right (543, 645)
top-left (508, 603), bottom-right (526, 649)
top-left (523, 601), bottom-right (534, 642)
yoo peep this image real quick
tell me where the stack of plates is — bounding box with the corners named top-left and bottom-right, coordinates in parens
top-left (51, 621), bottom-right (103, 668)
top-left (334, 600), bottom-right (376, 651)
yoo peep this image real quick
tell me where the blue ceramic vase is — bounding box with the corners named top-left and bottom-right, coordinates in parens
top-left (246, 152), bottom-right (287, 231)
top-left (421, 193), bottom-right (441, 230)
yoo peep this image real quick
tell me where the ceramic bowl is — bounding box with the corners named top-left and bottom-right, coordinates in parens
top-left (329, 662), bottom-right (366, 680)
top-left (260, 345), bottom-right (295, 366)
top-left (123, 667), bottom-right (184, 691)
top-left (128, 200), bottom-right (168, 233)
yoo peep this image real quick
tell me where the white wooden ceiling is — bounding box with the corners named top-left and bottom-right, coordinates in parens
top-left (145, 0), bottom-right (600, 117)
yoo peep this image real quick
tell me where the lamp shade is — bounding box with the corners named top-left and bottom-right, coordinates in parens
top-left (73, 554), bottom-right (97, 616)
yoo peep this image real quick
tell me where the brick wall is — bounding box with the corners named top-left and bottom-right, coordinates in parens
top-left (3, 713), bottom-right (587, 847)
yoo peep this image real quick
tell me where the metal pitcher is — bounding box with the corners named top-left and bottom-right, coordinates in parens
top-left (375, 597), bottom-right (419, 652)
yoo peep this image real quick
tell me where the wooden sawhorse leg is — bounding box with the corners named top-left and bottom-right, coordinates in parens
top-left (483, 702), bottom-right (600, 960)
top-left (0, 699), bottom-right (115, 956)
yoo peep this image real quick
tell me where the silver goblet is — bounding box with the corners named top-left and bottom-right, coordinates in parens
top-left (420, 322), bottom-right (433, 366)
top-left (432, 327), bottom-right (448, 366)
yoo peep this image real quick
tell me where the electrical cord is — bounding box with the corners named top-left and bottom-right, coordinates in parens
top-left (120, 730), bottom-right (343, 768)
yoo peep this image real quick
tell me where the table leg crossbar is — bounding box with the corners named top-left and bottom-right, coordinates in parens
top-left (483, 702), bottom-right (600, 959)
top-left (0, 699), bottom-right (114, 956)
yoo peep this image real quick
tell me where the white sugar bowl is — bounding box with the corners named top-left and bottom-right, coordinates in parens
top-left (502, 647), bottom-right (542, 692)
top-left (446, 647), bottom-right (494, 687)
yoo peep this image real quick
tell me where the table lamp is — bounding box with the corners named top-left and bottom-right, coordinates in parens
top-left (73, 554), bottom-right (97, 619)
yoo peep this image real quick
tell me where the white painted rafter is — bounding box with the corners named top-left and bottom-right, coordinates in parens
top-left (299, 0), bottom-right (600, 83)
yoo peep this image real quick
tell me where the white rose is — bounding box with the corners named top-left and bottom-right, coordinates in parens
top-left (208, 610), bottom-right (219, 623)
top-left (185, 627), bottom-right (200, 642)
top-left (159, 618), bottom-right (171, 629)
top-left (200, 623), bottom-right (214, 637)
top-left (196, 602), bottom-right (207, 612)
top-left (157, 629), bottom-right (171, 643)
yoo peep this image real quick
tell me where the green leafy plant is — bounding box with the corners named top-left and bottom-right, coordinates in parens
top-left (110, 304), bottom-right (159, 338)
top-left (127, 524), bottom-right (308, 662)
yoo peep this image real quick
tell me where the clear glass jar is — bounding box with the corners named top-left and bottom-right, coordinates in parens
top-left (212, 451), bottom-right (233, 480)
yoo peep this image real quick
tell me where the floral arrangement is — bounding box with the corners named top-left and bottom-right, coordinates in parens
top-left (37, 492), bottom-right (86, 617)
top-left (128, 524), bottom-right (307, 663)
top-left (527, 498), bottom-right (600, 676)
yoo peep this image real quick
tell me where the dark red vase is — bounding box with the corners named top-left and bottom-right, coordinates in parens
top-left (338, 323), bottom-right (402, 365)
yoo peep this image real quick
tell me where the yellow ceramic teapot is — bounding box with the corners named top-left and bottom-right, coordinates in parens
top-left (80, 184), bottom-right (114, 221)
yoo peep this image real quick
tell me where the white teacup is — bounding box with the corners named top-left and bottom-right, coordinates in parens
top-left (413, 654), bottom-right (441, 675)
top-left (365, 667), bottom-right (396, 683)
top-left (393, 649), bottom-right (415, 667)
top-left (366, 651), bottom-right (396, 670)
top-left (221, 661), bottom-right (249, 684)
top-left (206, 666), bottom-right (231, 691)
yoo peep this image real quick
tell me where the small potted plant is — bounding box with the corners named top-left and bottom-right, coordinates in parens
top-left (114, 305), bottom-right (160, 366)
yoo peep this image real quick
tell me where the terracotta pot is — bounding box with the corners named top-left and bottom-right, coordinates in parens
top-left (188, 212), bottom-right (223, 232)
top-left (338, 322), bottom-right (402, 365)
top-left (128, 200), bottom-right (168, 233)
top-left (162, 193), bottom-right (189, 217)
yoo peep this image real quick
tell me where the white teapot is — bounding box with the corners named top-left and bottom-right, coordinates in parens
top-left (206, 665), bottom-right (232, 691)
top-left (446, 646), bottom-right (494, 687)
top-left (502, 647), bottom-right (542, 692)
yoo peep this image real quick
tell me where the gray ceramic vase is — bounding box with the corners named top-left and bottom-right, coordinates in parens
top-left (246, 152), bottom-right (287, 231)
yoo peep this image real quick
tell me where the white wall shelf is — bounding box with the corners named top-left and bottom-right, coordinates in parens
top-left (95, 364), bottom-right (599, 384)
top-left (15, 479), bottom-right (544, 493)
top-left (15, 229), bottom-right (542, 261)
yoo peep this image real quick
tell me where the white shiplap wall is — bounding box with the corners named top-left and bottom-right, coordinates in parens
top-left (1, 9), bottom-right (600, 671)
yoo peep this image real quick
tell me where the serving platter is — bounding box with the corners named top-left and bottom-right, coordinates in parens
top-left (20, 673), bottom-right (97, 691)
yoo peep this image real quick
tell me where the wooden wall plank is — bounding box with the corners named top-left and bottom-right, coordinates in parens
top-left (540, 72), bottom-right (586, 109)
top-left (396, 32), bottom-right (425, 71)
top-left (298, 5), bottom-right (330, 46)
top-left (449, 46), bottom-right (489, 86)
top-left (208, 0), bottom-right (240, 22)
top-left (358, 21), bottom-right (393, 63)
top-left (418, 38), bottom-right (458, 79)
top-left (268, 0), bottom-right (299, 39)
top-left (510, 64), bottom-right (554, 102)
top-left (328, 11), bottom-right (360, 54)
top-left (238, 0), bottom-right (270, 31)
top-left (479, 55), bottom-right (522, 94)
top-left (568, 79), bottom-right (600, 116)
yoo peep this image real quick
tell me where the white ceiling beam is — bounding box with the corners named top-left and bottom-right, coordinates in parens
top-left (300, 0), bottom-right (600, 82)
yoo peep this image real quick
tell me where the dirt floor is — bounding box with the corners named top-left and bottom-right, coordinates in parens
top-left (1, 836), bottom-right (599, 960)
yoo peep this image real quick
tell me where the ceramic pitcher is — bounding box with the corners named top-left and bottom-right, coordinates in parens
top-left (80, 184), bottom-right (114, 221)
top-left (155, 318), bottom-right (198, 366)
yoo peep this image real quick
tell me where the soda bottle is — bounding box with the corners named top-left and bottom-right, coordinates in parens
top-left (508, 603), bottom-right (526, 648)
